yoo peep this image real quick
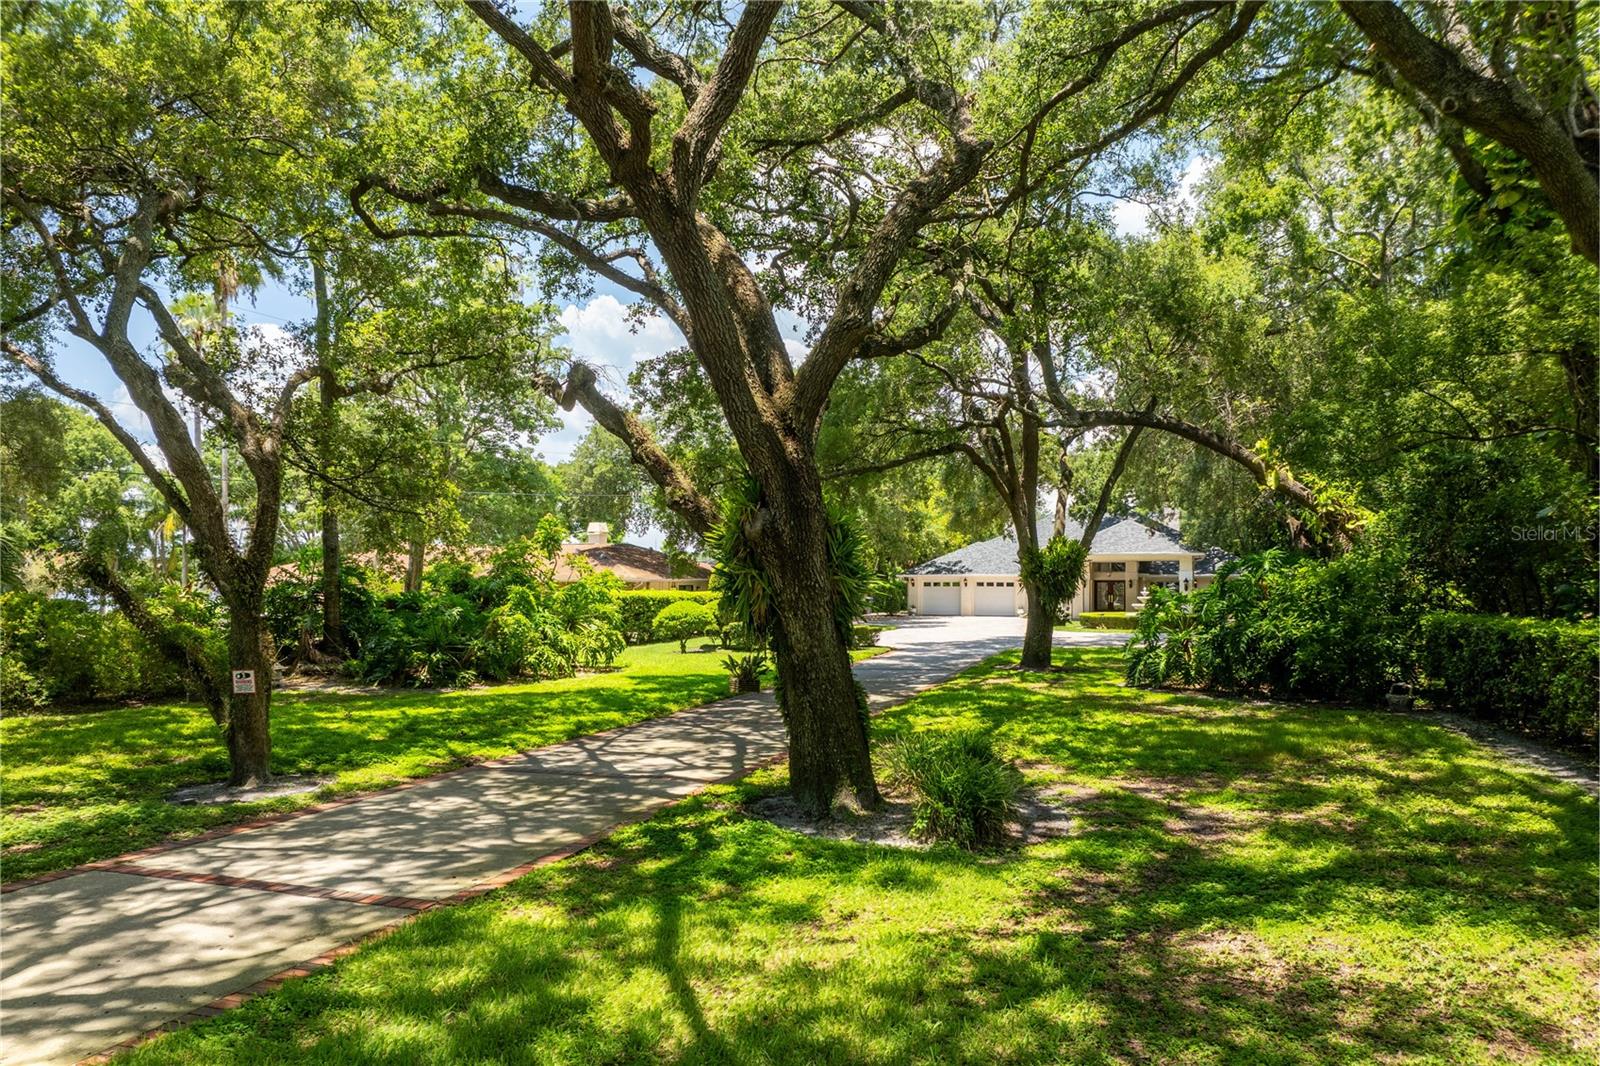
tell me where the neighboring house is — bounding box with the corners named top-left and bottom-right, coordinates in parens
top-left (554, 523), bottom-right (712, 591)
top-left (268, 523), bottom-right (711, 591)
top-left (901, 515), bottom-right (1228, 618)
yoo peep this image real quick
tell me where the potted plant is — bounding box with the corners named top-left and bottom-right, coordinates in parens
top-left (723, 651), bottom-right (768, 694)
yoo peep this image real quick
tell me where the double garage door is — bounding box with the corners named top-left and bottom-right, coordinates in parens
top-left (921, 580), bottom-right (1017, 615)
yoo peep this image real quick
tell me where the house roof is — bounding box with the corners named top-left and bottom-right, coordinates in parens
top-left (903, 515), bottom-right (1220, 577)
top-left (269, 542), bottom-right (710, 587)
top-left (555, 542), bottom-right (711, 585)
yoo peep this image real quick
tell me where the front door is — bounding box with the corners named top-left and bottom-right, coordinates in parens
top-left (1093, 579), bottom-right (1126, 612)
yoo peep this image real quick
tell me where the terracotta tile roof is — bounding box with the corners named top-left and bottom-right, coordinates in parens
top-left (554, 542), bottom-right (711, 585)
top-left (270, 543), bottom-right (709, 587)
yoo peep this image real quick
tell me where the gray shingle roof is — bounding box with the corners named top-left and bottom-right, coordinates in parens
top-left (904, 515), bottom-right (1221, 577)
top-left (1193, 546), bottom-right (1232, 576)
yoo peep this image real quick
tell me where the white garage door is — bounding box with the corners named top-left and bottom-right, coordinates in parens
top-left (974, 581), bottom-right (1017, 615)
top-left (921, 581), bottom-right (961, 615)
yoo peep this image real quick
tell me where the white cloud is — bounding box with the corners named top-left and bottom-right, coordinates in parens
top-left (544, 295), bottom-right (686, 465)
top-left (1176, 155), bottom-right (1214, 208)
top-left (557, 294), bottom-right (683, 378)
top-left (240, 321), bottom-right (292, 352)
top-left (1111, 197), bottom-right (1153, 237)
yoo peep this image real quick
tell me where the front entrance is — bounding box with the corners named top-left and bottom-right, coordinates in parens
top-left (1093, 579), bottom-right (1127, 612)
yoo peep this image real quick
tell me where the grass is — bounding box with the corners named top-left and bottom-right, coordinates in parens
top-left (121, 646), bottom-right (1597, 1065)
top-left (1, 642), bottom-right (886, 882)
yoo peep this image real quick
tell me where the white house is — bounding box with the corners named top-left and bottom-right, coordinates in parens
top-left (901, 515), bottom-right (1228, 618)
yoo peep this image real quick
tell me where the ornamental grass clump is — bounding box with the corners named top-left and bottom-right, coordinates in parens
top-left (885, 729), bottom-right (1021, 850)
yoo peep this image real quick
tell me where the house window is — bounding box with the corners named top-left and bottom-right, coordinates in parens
top-left (1092, 562), bottom-right (1126, 574)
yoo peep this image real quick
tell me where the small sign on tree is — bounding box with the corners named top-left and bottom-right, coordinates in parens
top-left (232, 670), bottom-right (256, 694)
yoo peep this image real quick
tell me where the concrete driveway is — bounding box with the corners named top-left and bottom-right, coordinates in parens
top-left (0, 616), bottom-right (1117, 1065)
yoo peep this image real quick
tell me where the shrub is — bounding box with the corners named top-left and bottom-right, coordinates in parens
top-left (351, 589), bottom-right (483, 687)
top-left (722, 651), bottom-right (768, 688)
top-left (885, 729), bottom-right (1021, 850)
top-left (851, 623), bottom-right (889, 648)
top-left (0, 587), bottom-right (219, 708)
top-left (719, 619), bottom-right (757, 650)
top-left (614, 589), bottom-right (719, 644)
top-left (1080, 611), bottom-right (1138, 630)
top-left (1420, 612), bottom-right (1598, 742)
top-left (346, 517), bottom-right (626, 686)
top-left (864, 572), bottom-right (908, 614)
top-left (475, 580), bottom-right (626, 680)
top-left (653, 600), bottom-right (717, 652)
top-left (1126, 544), bottom-right (1454, 704)
top-left (262, 566), bottom-right (382, 664)
top-left (547, 575), bottom-right (626, 669)
top-left (475, 605), bottom-right (561, 682)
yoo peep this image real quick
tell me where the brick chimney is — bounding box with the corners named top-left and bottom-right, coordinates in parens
top-left (585, 522), bottom-right (610, 547)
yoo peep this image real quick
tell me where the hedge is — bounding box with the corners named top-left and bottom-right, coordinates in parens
top-left (1419, 612), bottom-right (1598, 742)
top-left (851, 623), bottom-right (891, 648)
top-left (614, 589), bottom-right (720, 644)
top-left (1080, 611), bottom-right (1139, 630)
top-left (0, 590), bottom-right (212, 709)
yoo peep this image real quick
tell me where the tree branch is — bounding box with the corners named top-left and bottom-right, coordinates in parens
top-left (672, 1), bottom-right (782, 201)
top-left (1076, 398), bottom-right (1155, 550)
top-left (2, 339), bottom-right (193, 523)
top-left (545, 362), bottom-right (719, 534)
top-left (823, 440), bottom-right (966, 480)
top-left (1339, 0), bottom-right (1598, 264)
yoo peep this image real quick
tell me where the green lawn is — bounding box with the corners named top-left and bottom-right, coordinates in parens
top-left (122, 646), bottom-right (1597, 1065)
top-left (2, 643), bottom-right (881, 882)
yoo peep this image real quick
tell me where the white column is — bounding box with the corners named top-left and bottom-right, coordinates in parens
top-left (1179, 556), bottom-right (1194, 593)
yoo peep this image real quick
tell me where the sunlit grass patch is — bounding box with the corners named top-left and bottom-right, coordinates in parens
top-left (122, 644), bottom-right (1597, 1065)
top-left (1, 642), bottom-right (745, 880)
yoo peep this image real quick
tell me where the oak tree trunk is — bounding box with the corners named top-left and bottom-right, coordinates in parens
top-left (320, 502), bottom-right (343, 653)
top-left (1020, 583), bottom-right (1054, 670)
top-left (224, 606), bottom-right (274, 786)
top-left (754, 470), bottom-right (879, 815)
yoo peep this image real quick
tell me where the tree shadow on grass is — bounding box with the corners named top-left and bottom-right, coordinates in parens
top-left (121, 647), bottom-right (1597, 1065)
top-left (2, 668), bottom-right (733, 881)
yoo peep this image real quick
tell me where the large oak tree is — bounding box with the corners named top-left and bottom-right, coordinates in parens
top-left (353, 0), bottom-right (1267, 813)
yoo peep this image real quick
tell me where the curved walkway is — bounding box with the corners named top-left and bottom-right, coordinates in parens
top-left (1, 618), bottom-right (1115, 1065)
